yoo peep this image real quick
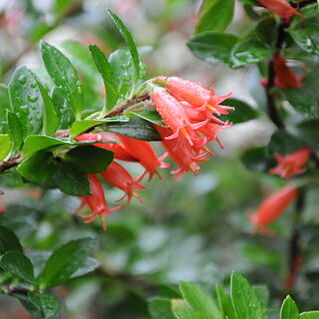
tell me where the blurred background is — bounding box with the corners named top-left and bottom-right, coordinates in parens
top-left (1, 0), bottom-right (319, 318)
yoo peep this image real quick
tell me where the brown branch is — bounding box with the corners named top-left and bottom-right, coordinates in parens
top-left (0, 154), bottom-right (21, 174)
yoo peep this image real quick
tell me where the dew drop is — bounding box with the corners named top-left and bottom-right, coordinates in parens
top-left (18, 75), bottom-right (27, 84)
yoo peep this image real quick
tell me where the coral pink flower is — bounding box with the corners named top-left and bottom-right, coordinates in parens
top-left (78, 174), bottom-right (114, 230)
top-left (0, 205), bottom-right (7, 213)
top-left (152, 87), bottom-right (207, 145)
top-left (250, 186), bottom-right (298, 233)
top-left (117, 134), bottom-right (170, 180)
top-left (163, 76), bottom-right (233, 115)
top-left (75, 133), bottom-right (139, 162)
top-left (156, 125), bottom-right (208, 180)
top-left (273, 53), bottom-right (305, 89)
top-left (256, 0), bottom-right (303, 19)
top-left (101, 161), bottom-right (145, 206)
top-left (269, 148), bottom-right (311, 179)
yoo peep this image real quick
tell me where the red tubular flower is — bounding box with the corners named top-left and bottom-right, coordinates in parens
top-left (273, 53), bottom-right (305, 89)
top-left (163, 76), bottom-right (233, 115)
top-left (0, 205), bottom-right (7, 213)
top-left (117, 134), bottom-right (170, 180)
top-left (75, 133), bottom-right (139, 162)
top-left (152, 87), bottom-right (206, 145)
top-left (78, 174), bottom-right (114, 230)
top-left (156, 125), bottom-right (208, 180)
top-left (250, 186), bottom-right (299, 233)
top-left (269, 148), bottom-right (311, 179)
top-left (101, 161), bottom-right (145, 206)
top-left (256, 0), bottom-right (303, 19)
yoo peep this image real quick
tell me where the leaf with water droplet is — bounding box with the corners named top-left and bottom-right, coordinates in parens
top-left (0, 84), bottom-right (10, 134)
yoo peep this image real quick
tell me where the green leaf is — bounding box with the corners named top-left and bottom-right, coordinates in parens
top-left (220, 98), bottom-right (259, 123)
top-left (9, 66), bottom-right (43, 137)
top-left (108, 49), bottom-right (137, 102)
top-left (171, 299), bottom-right (197, 319)
top-left (216, 284), bottom-right (236, 319)
top-left (64, 145), bottom-right (113, 174)
top-left (89, 44), bottom-right (118, 111)
top-left (280, 296), bottom-right (299, 319)
top-left (290, 22), bottom-right (319, 55)
top-left (51, 86), bottom-right (76, 129)
top-left (0, 134), bottom-right (12, 161)
top-left (255, 16), bottom-right (278, 47)
top-left (231, 272), bottom-right (264, 319)
top-left (0, 225), bottom-right (23, 254)
top-left (52, 161), bottom-right (91, 196)
top-left (125, 110), bottom-right (165, 126)
top-left (106, 117), bottom-right (161, 141)
top-left (17, 151), bottom-right (55, 183)
top-left (294, 120), bottom-right (319, 150)
top-left (70, 257), bottom-right (100, 278)
top-left (231, 39), bottom-right (272, 68)
top-left (179, 281), bottom-right (222, 319)
top-left (28, 292), bottom-right (60, 319)
top-left (0, 251), bottom-right (36, 284)
top-left (40, 41), bottom-right (83, 117)
top-left (69, 116), bottom-right (130, 138)
top-left (22, 135), bottom-right (75, 157)
top-left (0, 84), bottom-right (10, 134)
top-left (268, 130), bottom-right (307, 155)
top-left (107, 10), bottom-right (141, 79)
top-left (149, 298), bottom-right (175, 319)
top-left (7, 111), bottom-right (23, 152)
top-left (187, 32), bottom-right (239, 64)
top-left (299, 311), bottom-right (319, 319)
top-left (38, 238), bottom-right (95, 288)
top-left (241, 147), bottom-right (274, 173)
top-left (195, 0), bottom-right (235, 34)
top-left (53, 0), bottom-right (73, 17)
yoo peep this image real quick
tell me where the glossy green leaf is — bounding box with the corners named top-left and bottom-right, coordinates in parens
top-left (89, 44), bottom-right (118, 111)
top-left (22, 135), bottom-right (75, 157)
top-left (53, 0), bottom-right (73, 17)
top-left (231, 39), bottom-right (272, 68)
top-left (171, 299), bottom-right (196, 319)
top-left (51, 86), bottom-right (76, 129)
top-left (231, 272), bottom-right (264, 319)
top-left (195, 0), bottom-right (235, 33)
top-left (39, 238), bottom-right (95, 288)
top-left (7, 111), bottom-right (23, 152)
top-left (40, 41), bottom-right (83, 116)
top-left (216, 284), bottom-right (236, 319)
top-left (69, 116), bottom-right (130, 138)
top-left (106, 117), bottom-right (161, 141)
top-left (299, 311), bottom-right (319, 319)
top-left (125, 110), bottom-right (165, 126)
top-left (241, 147), bottom-right (274, 173)
top-left (280, 296), bottom-right (299, 319)
top-left (179, 281), bottom-right (222, 319)
top-left (64, 145), bottom-right (113, 174)
top-left (9, 66), bottom-right (43, 137)
top-left (0, 84), bottom-right (10, 134)
top-left (0, 225), bottom-right (23, 254)
top-left (107, 10), bottom-right (141, 79)
top-left (255, 16), bottom-right (278, 47)
top-left (28, 292), bottom-right (60, 319)
top-left (0, 251), bottom-right (36, 284)
top-left (149, 298), bottom-right (175, 319)
top-left (70, 257), bottom-right (100, 278)
top-left (17, 151), bottom-right (55, 183)
top-left (220, 98), bottom-right (259, 123)
top-left (187, 32), bottom-right (239, 64)
top-left (294, 120), bottom-right (319, 150)
top-left (290, 23), bottom-right (319, 55)
top-left (0, 134), bottom-right (12, 161)
top-left (52, 161), bottom-right (91, 196)
top-left (268, 130), bottom-right (307, 155)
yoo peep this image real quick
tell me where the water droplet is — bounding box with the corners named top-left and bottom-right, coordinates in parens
top-left (28, 95), bottom-right (38, 103)
top-left (18, 75), bottom-right (27, 84)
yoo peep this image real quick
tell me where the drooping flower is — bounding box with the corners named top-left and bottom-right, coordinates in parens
top-left (116, 134), bottom-right (170, 180)
top-left (269, 148), bottom-right (311, 179)
top-left (78, 174), bottom-right (114, 230)
top-left (256, 0), bottom-right (303, 20)
top-left (273, 53), bottom-right (305, 89)
top-left (156, 125), bottom-right (208, 180)
top-left (101, 161), bottom-right (145, 206)
top-left (250, 185), bottom-right (298, 233)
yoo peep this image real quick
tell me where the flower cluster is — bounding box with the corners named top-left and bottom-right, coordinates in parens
top-left (74, 77), bottom-right (234, 228)
top-left (256, 0), bottom-right (303, 20)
